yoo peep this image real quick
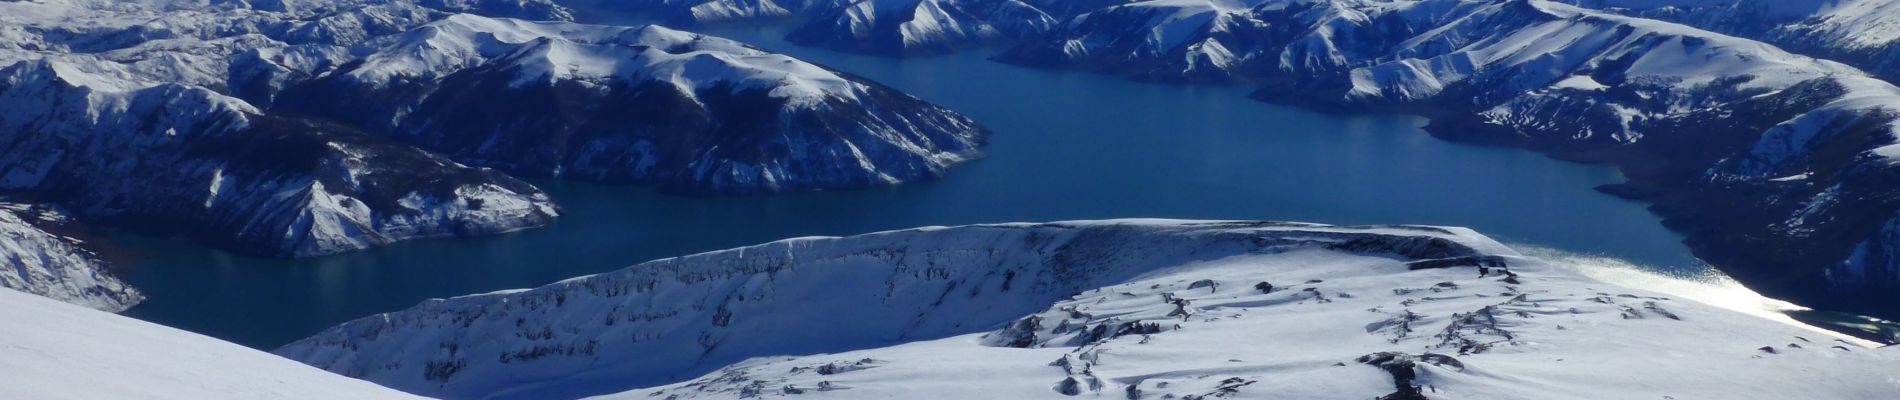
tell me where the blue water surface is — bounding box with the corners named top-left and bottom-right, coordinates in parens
top-left (118, 22), bottom-right (1702, 349)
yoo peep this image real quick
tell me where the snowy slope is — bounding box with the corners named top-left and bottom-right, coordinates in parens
top-left (999, 0), bottom-right (1900, 321)
top-left (0, 287), bottom-right (427, 400)
top-left (260, 15), bottom-right (987, 193)
top-left (278, 219), bottom-right (1900, 400)
top-left (0, 202), bottom-right (140, 312)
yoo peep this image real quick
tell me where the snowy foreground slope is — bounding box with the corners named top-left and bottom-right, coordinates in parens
top-left (278, 220), bottom-right (1900, 399)
top-left (0, 202), bottom-right (140, 312)
top-left (0, 287), bottom-right (425, 400)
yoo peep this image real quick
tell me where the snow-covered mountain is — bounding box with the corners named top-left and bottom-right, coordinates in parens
top-left (0, 286), bottom-right (426, 400)
top-left (0, 59), bottom-right (562, 257)
top-left (997, 0), bottom-right (1900, 320)
top-left (257, 15), bottom-right (988, 192)
top-left (0, 0), bottom-right (987, 266)
top-left (0, 0), bottom-right (576, 261)
top-left (785, 0), bottom-right (1061, 56)
top-left (277, 219), bottom-right (1900, 400)
top-left (0, 202), bottom-right (141, 312)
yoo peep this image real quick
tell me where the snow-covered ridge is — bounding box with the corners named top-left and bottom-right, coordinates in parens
top-left (0, 202), bottom-right (141, 312)
top-left (259, 15), bottom-right (987, 192)
top-left (0, 287), bottom-right (425, 400)
top-left (278, 219), bottom-right (1900, 399)
top-left (995, 0), bottom-right (1900, 320)
top-left (785, 0), bottom-right (1061, 56)
top-left (1565, 0), bottom-right (1900, 85)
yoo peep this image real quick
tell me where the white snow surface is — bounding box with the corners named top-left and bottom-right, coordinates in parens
top-left (0, 286), bottom-right (426, 400)
top-left (279, 219), bottom-right (1900, 400)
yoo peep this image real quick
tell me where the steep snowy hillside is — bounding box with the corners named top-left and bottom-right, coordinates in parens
top-left (1001, 0), bottom-right (1900, 321)
top-left (0, 59), bottom-right (561, 257)
top-left (0, 202), bottom-right (140, 312)
top-left (260, 15), bottom-right (987, 193)
top-left (278, 220), bottom-right (1900, 400)
top-left (786, 0), bottom-right (1060, 56)
top-left (0, 287), bottom-right (427, 400)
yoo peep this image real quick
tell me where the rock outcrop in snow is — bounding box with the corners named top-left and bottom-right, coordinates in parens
top-left (994, 0), bottom-right (1900, 320)
top-left (0, 202), bottom-right (140, 312)
top-left (0, 286), bottom-right (425, 400)
top-left (277, 219), bottom-right (1900, 400)
top-left (258, 15), bottom-right (988, 192)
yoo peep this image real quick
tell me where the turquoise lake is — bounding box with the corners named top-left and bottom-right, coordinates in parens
top-left (118, 21), bottom-right (1706, 349)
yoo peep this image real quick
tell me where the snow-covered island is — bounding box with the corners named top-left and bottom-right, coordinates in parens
top-left (276, 220), bottom-right (1900, 399)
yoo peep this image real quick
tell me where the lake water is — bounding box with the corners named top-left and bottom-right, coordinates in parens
top-left (117, 21), bottom-right (1706, 349)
